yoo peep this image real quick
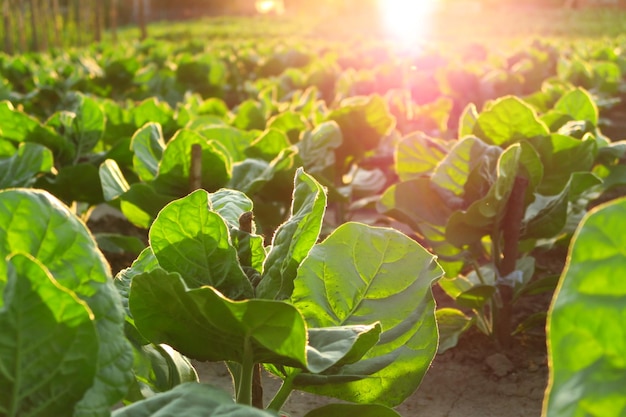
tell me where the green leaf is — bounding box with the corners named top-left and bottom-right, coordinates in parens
top-left (209, 189), bottom-right (254, 229)
top-left (290, 222), bottom-right (443, 406)
top-left (95, 233), bottom-right (145, 256)
top-left (304, 324), bottom-right (382, 374)
top-left (125, 343), bottom-right (198, 403)
top-left (529, 134), bottom-right (596, 195)
top-left (0, 142), bottom-right (53, 188)
top-left (149, 189), bottom-right (253, 299)
top-left (196, 125), bottom-right (257, 163)
top-left (554, 87), bottom-right (598, 126)
top-left (303, 403), bottom-right (401, 417)
top-left (256, 169), bottom-right (326, 300)
top-left (377, 178), bottom-right (462, 275)
top-left (0, 101), bottom-right (74, 162)
top-left (474, 96), bottom-right (549, 147)
top-left (431, 136), bottom-right (502, 201)
top-left (445, 144), bottom-right (523, 247)
top-left (458, 103), bottom-right (479, 138)
top-left (327, 95), bottom-right (395, 168)
top-left (232, 99), bottom-right (266, 130)
top-left (66, 92), bottom-right (106, 157)
top-left (131, 122), bottom-right (166, 182)
top-left (113, 383), bottom-right (279, 417)
top-left (36, 163), bottom-right (104, 205)
top-left (246, 129), bottom-right (291, 162)
top-left (99, 159), bottom-right (130, 201)
top-left (153, 129), bottom-right (231, 196)
top-left (0, 253), bottom-right (99, 417)
top-left (0, 189), bottom-right (132, 417)
top-left (396, 132), bottom-right (447, 181)
top-left (455, 285), bottom-right (496, 310)
top-left (296, 121), bottom-right (342, 177)
top-left (267, 110), bottom-right (308, 143)
top-left (229, 158), bottom-right (276, 195)
top-left (118, 183), bottom-right (176, 229)
top-left (131, 98), bottom-right (175, 132)
top-left (545, 197), bottom-right (626, 417)
top-left (436, 308), bottom-right (473, 354)
top-left (130, 269), bottom-right (307, 366)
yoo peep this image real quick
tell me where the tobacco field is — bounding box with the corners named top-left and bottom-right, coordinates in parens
top-left (1, 7), bottom-right (626, 417)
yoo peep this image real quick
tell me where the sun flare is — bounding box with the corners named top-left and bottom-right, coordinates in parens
top-left (255, 0), bottom-right (285, 14)
top-left (379, 0), bottom-right (438, 45)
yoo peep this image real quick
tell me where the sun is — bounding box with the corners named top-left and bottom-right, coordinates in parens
top-left (255, 0), bottom-right (285, 14)
top-left (379, 0), bottom-right (439, 45)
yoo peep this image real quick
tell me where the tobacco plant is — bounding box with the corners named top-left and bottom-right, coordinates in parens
top-left (378, 87), bottom-right (626, 348)
top-left (113, 168), bottom-right (443, 415)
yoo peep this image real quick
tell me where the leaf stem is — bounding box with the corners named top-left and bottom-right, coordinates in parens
top-left (267, 369), bottom-right (301, 412)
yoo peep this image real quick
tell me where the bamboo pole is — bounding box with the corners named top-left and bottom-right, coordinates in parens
top-left (138, 0), bottom-right (147, 40)
top-left (16, 0), bottom-right (26, 52)
top-left (94, 0), bottom-right (102, 42)
top-left (38, 0), bottom-right (48, 51)
top-left (109, 0), bottom-right (118, 43)
top-left (50, 0), bottom-right (61, 48)
top-left (27, 0), bottom-right (39, 51)
top-left (2, 0), bottom-right (13, 54)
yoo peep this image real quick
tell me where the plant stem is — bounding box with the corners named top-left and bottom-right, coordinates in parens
top-left (267, 370), bottom-right (301, 412)
top-left (236, 342), bottom-right (255, 406)
top-left (495, 176), bottom-right (529, 349)
top-left (252, 364), bottom-right (264, 408)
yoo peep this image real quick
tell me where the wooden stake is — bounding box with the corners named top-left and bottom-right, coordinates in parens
top-left (190, 144), bottom-right (202, 192)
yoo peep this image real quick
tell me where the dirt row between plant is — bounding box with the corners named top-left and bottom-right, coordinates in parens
top-left (194, 328), bottom-right (548, 417)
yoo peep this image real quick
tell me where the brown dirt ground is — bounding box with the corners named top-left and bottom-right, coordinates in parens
top-left (191, 304), bottom-right (550, 417)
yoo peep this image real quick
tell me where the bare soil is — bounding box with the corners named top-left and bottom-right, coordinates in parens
top-left (192, 326), bottom-right (549, 417)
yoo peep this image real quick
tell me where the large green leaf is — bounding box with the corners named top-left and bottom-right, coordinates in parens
top-left (474, 96), bottom-right (550, 147)
top-left (431, 136), bottom-right (502, 202)
top-left (544, 197), bottom-right (626, 417)
top-left (554, 87), bottom-right (598, 126)
top-left (196, 125), bottom-right (258, 163)
top-left (99, 159), bottom-right (130, 201)
top-left (131, 122), bottom-right (166, 182)
top-left (290, 222), bottom-right (443, 406)
top-left (245, 129), bottom-right (291, 162)
top-left (0, 101), bottom-right (74, 162)
top-left (395, 132), bottom-right (448, 181)
top-left (256, 169), bottom-right (326, 300)
top-left (0, 253), bottom-right (99, 417)
top-left (377, 178), bottom-right (463, 277)
top-left (445, 144), bottom-right (523, 247)
top-left (0, 189), bottom-right (132, 417)
top-left (36, 163), bottom-right (104, 205)
top-left (153, 129), bottom-right (231, 196)
top-left (125, 343), bottom-right (198, 403)
top-left (209, 189), bottom-right (254, 229)
top-left (528, 134), bottom-right (596, 195)
top-left (0, 142), bottom-right (53, 188)
top-left (113, 383), bottom-right (279, 417)
top-left (65, 92), bottom-right (106, 157)
top-left (149, 189), bottom-right (253, 299)
top-left (118, 183), bottom-right (176, 229)
top-left (304, 324), bottom-right (382, 374)
top-left (327, 95), bottom-right (395, 168)
top-left (130, 269), bottom-right (307, 367)
top-left (296, 121), bottom-right (342, 177)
